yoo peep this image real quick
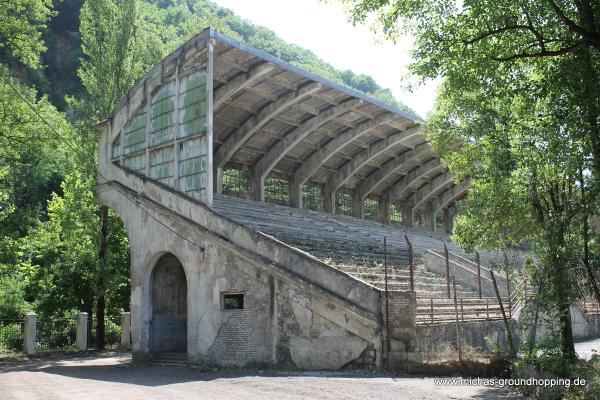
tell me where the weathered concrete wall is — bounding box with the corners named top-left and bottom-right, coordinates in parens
top-left (385, 291), bottom-right (420, 369)
top-left (96, 180), bottom-right (418, 369)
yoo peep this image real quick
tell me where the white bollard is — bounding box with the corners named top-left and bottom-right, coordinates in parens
top-left (24, 312), bottom-right (36, 355)
top-left (121, 312), bottom-right (131, 349)
top-left (76, 312), bottom-right (88, 351)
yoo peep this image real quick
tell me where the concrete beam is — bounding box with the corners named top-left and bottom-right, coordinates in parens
top-left (214, 82), bottom-right (322, 192)
top-left (324, 127), bottom-right (421, 212)
top-left (213, 62), bottom-right (274, 110)
top-left (255, 98), bottom-right (363, 202)
top-left (431, 182), bottom-right (470, 212)
top-left (353, 144), bottom-right (431, 204)
top-left (387, 159), bottom-right (445, 202)
top-left (405, 171), bottom-right (455, 211)
top-left (291, 113), bottom-right (396, 188)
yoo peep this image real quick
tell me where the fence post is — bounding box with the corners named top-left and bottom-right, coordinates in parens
top-left (430, 298), bottom-right (434, 323)
top-left (121, 312), bottom-right (131, 349)
top-left (76, 312), bottom-right (88, 351)
top-left (444, 243), bottom-right (450, 299)
top-left (383, 236), bottom-right (389, 370)
top-left (476, 252), bottom-right (482, 299)
top-left (452, 278), bottom-right (462, 364)
top-left (405, 235), bottom-right (414, 292)
top-left (504, 252), bottom-right (512, 318)
top-left (24, 312), bottom-right (36, 355)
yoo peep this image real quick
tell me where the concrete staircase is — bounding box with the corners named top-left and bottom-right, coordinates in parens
top-left (333, 264), bottom-right (479, 298)
top-left (147, 352), bottom-right (188, 367)
top-left (213, 195), bottom-right (489, 298)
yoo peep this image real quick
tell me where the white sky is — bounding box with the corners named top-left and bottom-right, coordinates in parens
top-left (212, 0), bottom-right (440, 119)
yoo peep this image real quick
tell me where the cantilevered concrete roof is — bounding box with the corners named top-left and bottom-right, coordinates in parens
top-left (104, 27), bottom-right (467, 218)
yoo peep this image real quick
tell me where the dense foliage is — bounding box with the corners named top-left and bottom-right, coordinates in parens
top-left (0, 0), bottom-right (413, 347)
top-left (342, 0), bottom-right (600, 393)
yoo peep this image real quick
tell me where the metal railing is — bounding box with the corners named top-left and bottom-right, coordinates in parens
top-left (0, 320), bottom-right (24, 354)
top-left (36, 318), bottom-right (77, 352)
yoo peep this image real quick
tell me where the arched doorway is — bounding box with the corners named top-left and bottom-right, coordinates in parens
top-left (150, 254), bottom-right (187, 352)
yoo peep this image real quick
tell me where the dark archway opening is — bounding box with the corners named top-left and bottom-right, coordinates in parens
top-left (150, 254), bottom-right (187, 353)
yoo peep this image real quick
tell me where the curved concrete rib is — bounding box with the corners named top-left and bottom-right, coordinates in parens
top-left (214, 82), bottom-right (322, 191)
top-left (213, 62), bottom-right (274, 110)
top-left (405, 171), bottom-right (455, 210)
top-left (291, 113), bottom-right (396, 188)
top-left (253, 98), bottom-right (363, 201)
top-left (432, 182), bottom-right (470, 212)
top-left (386, 158), bottom-right (445, 202)
top-left (323, 126), bottom-right (422, 212)
top-left (354, 144), bottom-right (431, 204)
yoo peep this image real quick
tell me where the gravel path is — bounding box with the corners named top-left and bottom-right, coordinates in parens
top-left (0, 353), bottom-right (524, 400)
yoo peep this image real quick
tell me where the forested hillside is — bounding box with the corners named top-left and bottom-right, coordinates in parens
top-left (0, 0), bottom-right (414, 348)
top-left (12, 0), bottom-right (415, 115)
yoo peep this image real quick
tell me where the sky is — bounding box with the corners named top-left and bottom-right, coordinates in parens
top-left (212, 0), bottom-right (440, 119)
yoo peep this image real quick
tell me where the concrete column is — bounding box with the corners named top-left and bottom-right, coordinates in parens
top-left (289, 180), bottom-right (302, 208)
top-left (402, 204), bottom-right (414, 228)
top-left (121, 312), bottom-right (131, 350)
top-left (352, 192), bottom-right (364, 218)
top-left (76, 312), bottom-right (88, 351)
top-left (378, 195), bottom-right (390, 224)
top-left (443, 207), bottom-right (454, 234)
top-left (214, 166), bottom-right (223, 194)
top-left (323, 189), bottom-right (335, 213)
top-left (24, 312), bottom-right (36, 355)
top-left (251, 173), bottom-right (265, 202)
top-left (423, 207), bottom-right (437, 232)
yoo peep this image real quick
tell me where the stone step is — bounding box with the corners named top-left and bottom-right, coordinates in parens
top-left (148, 352), bottom-right (188, 367)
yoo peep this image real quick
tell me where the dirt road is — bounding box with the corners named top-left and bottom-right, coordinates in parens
top-left (0, 353), bottom-right (524, 400)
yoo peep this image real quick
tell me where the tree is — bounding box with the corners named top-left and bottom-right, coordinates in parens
top-left (342, 0), bottom-right (600, 363)
top-left (0, 0), bottom-right (54, 68)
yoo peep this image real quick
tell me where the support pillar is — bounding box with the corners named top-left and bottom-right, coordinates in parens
top-left (323, 188), bottom-right (335, 213)
top-left (121, 312), bottom-right (131, 350)
top-left (424, 207), bottom-right (437, 232)
top-left (289, 180), bottom-right (302, 208)
top-left (352, 192), bottom-right (364, 218)
top-left (251, 173), bottom-right (265, 202)
top-left (402, 204), bottom-right (414, 227)
top-left (379, 195), bottom-right (390, 224)
top-left (76, 312), bottom-right (88, 351)
top-left (214, 166), bottom-right (223, 194)
top-left (443, 207), bottom-right (454, 234)
top-left (24, 312), bottom-right (36, 355)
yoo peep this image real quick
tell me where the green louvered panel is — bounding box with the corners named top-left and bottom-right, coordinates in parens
top-left (150, 146), bottom-right (175, 186)
top-left (178, 137), bottom-right (207, 200)
top-left (178, 71), bottom-right (207, 138)
top-left (111, 135), bottom-right (121, 160)
top-left (122, 153), bottom-right (146, 172)
top-left (150, 83), bottom-right (176, 146)
top-left (123, 113), bottom-right (147, 155)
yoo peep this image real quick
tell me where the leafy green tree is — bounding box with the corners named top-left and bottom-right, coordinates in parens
top-left (25, 172), bottom-right (129, 320)
top-left (341, 0), bottom-right (600, 363)
top-left (0, 0), bottom-right (54, 68)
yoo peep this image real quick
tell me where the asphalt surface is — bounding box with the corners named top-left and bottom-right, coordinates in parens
top-left (0, 353), bottom-right (525, 400)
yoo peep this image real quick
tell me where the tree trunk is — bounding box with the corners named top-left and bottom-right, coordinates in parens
top-left (553, 253), bottom-right (577, 362)
top-left (96, 205), bottom-right (109, 350)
